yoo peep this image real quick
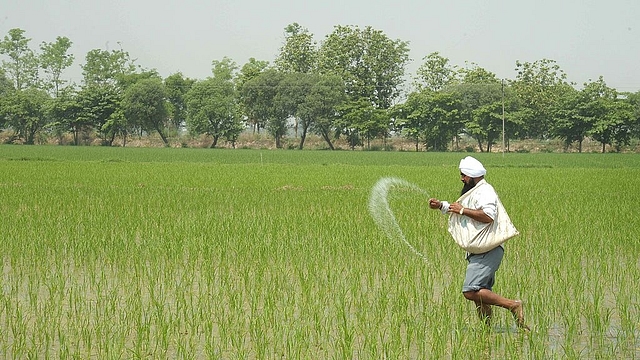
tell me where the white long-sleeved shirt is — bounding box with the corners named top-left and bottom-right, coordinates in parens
top-left (439, 181), bottom-right (497, 220)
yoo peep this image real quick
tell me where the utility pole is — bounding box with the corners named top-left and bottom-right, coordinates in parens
top-left (502, 79), bottom-right (505, 156)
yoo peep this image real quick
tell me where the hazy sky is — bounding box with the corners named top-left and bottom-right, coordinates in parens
top-left (2, 0), bottom-right (639, 92)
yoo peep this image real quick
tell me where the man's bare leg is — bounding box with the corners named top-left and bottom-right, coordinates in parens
top-left (474, 301), bottom-right (492, 327)
top-left (464, 289), bottom-right (529, 330)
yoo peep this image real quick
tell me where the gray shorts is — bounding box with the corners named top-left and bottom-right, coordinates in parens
top-left (462, 246), bottom-right (504, 293)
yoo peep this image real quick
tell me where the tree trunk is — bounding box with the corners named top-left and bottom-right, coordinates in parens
top-left (155, 125), bottom-right (169, 146)
top-left (73, 127), bottom-right (79, 146)
top-left (210, 135), bottom-right (219, 148)
top-left (26, 128), bottom-right (36, 145)
top-left (298, 126), bottom-right (308, 150)
top-left (320, 130), bottom-right (335, 150)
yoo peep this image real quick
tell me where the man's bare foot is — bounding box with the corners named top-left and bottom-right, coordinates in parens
top-left (511, 300), bottom-right (530, 331)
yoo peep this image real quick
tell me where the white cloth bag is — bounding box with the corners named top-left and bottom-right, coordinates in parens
top-left (447, 181), bottom-right (519, 254)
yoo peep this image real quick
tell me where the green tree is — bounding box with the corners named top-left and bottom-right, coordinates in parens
top-left (236, 58), bottom-right (270, 88)
top-left (275, 72), bottom-right (312, 143)
top-left (334, 100), bottom-right (363, 150)
top-left (275, 24), bottom-right (319, 138)
top-left (397, 90), bottom-right (462, 151)
top-left (583, 77), bottom-right (635, 152)
top-left (318, 25), bottom-right (409, 110)
top-left (241, 69), bottom-right (288, 148)
top-left (122, 77), bottom-right (170, 146)
top-left (48, 88), bottom-right (83, 145)
top-left (0, 87), bottom-right (51, 144)
top-left (185, 58), bottom-right (242, 148)
top-left (510, 59), bottom-right (571, 139)
top-left (165, 73), bottom-right (195, 132)
top-left (297, 73), bottom-right (345, 150)
top-left (76, 84), bottom-right (123, 145)
top-left (275, 23), bottom-right (317, 74)
top-left (0, 28), bottom-right (38, 90)
top-left (100, 108), bottom-right (127, 146)
top-left (457, 62), bottom-right (498, 84)
top-left (450, 66), bottom-right (504, 152)
top-left (414, 52), bottom-right (458, 92)
top-left (116, 70), bottom-right (159, 90)
top-left (39, 36), bottom-right (74, 96)
top-left (624, 90), bottom-right (640, 139)
top-left (317, 25), bottom-right (409, 148)
top-left (551, 85), bottom-right (591, 152)
top-left (81, 48), bottom-right (137, 86)
top-left (237, 58), bottom-right (270, 133)
top-left (590, 100), bottom-right (635, 153)
top-left (391, 99), bottom-right (422, 151)
top-left (211, 57), bottom-right (237, 81)
top-left (335, 98), bottom-right (388, 150)
top-left (0, 68), bottom-right (12, 96)
top-left (466, 102), bottom-right (504, 152)
top-left (428, 91), bottom-right (464, 151)
top-left (0, 68), bottom-right (12, 130)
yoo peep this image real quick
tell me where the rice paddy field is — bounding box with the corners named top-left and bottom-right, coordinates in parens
top-left (0, 145), bottom-right (638, 359)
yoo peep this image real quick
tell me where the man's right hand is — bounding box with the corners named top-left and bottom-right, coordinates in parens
top-left (428, 198), bottom-right (441, 209)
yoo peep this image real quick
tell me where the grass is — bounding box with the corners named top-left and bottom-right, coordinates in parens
top-left (0, 145), bottom-right (639, 358)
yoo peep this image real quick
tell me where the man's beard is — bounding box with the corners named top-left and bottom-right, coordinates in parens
top-left (461, 178), bottom-right (477, 195)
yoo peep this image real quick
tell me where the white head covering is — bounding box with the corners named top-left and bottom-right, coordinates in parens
top-left (459, 156), bottom-right (486, 177)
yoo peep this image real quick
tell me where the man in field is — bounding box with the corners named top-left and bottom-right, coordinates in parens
top-left (428, 156), bottom-right (529, 330)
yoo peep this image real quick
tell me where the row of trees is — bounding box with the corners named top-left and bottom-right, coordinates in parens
top-left (1, 25), bottom-right (639, 151)
top-left (402, 57), bottom-right (640, 153)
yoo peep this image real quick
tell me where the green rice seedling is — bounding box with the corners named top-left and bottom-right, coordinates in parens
top-left (1, 146), bottom-right (640, 358)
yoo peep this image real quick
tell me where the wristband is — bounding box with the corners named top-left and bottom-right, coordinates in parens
top-left (459, 208), bottom-right (464, 215)
top-left (440, 201), bottom-right (450, 214)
